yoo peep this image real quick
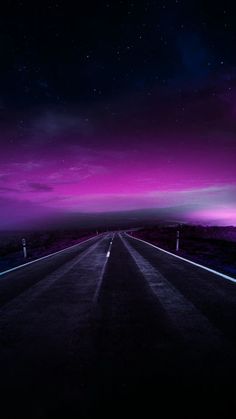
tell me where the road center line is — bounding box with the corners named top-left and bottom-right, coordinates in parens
top-left (106, 237), bottom-right (113, 257)
top-left (93, 235), bottom-right (113, 302)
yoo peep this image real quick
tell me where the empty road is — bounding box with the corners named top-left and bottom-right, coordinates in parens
top-left (0, 232), bottom-right (235, 418)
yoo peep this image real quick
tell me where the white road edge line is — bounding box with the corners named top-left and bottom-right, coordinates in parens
top-left (126, 233), bottom-right (236, 284)
top-left (0, 239), bottom-right (105, 310)
top-left (0, 233), bottom-right (105, 277)
top-left (106, 251), bottom-right (110, 258)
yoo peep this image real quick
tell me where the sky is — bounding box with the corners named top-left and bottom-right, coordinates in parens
top-left (0, 0), bottom-right (236, 228)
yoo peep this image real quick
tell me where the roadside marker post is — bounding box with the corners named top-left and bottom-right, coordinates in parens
top-left (176, 230), bottom-right (180, 252)
top-left (22, 238), bottom-right (27, 258)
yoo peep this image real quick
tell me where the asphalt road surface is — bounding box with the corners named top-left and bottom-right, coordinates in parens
top-left (0, 232), bottom-right (235, 418)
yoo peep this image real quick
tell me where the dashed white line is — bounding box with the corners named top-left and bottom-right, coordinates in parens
top-left (106, 235), bottom-right (114, 258)
top-left (93, 234), bottom-right (113, 302)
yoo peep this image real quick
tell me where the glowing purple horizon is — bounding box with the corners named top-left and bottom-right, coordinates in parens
top-left (0, 112), bottom-right (236, 228)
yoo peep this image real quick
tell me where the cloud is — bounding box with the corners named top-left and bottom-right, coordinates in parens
top-left (28, 183), bottom-right (53, 192)
top-left (0, 196), bottom-right (59, 229)
top-left (0, 186), bottom-right (18, 193)
top-left (27, 110), bottom-right (94, 146)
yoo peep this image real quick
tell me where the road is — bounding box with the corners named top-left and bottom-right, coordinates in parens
top-left (0, 232), bottom-right (235, 418)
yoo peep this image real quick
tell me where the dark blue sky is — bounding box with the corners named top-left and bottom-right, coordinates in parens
top-left (0, 0), bottom-right (235, 108)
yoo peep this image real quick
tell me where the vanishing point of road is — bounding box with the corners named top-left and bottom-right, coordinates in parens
top-left (0, 232), bottom-right (235, 418)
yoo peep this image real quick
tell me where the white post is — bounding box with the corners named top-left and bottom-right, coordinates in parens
top-left (22, 238), bottom-right (27, 258)
top-left (176, 230), bottom-right (180, 252)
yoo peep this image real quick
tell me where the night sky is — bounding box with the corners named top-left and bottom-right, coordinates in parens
top-left (0, 0), bottom-right (236, 228)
